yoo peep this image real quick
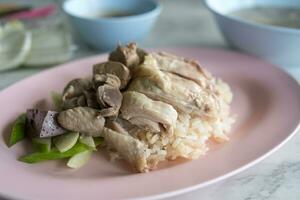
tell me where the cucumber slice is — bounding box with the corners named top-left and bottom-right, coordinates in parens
top-left (67, 150), bottom-right (92, 169)
top-left (19, 142), bottom-right (92, 163)
top-left (79, 136), bottom-right (95, 150)
top-left (32, 138), bottom-right (51, 153)
top-left (53, 132), bottom-right (79, 153)
top-left (9, 113), bottom-right (26, 147)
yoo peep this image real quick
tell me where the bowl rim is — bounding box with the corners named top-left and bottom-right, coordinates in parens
top-left (204, 0), bottom-right (300, 34)
top-left (63, 0), bottom-right (162, 22)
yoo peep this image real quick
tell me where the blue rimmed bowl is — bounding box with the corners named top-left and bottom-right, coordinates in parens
top-left (205, 0), bottom-right (300, 66)
top-left (63, 0), bottom-right (161, 51)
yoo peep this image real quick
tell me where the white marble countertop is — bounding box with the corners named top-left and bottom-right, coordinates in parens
top-left (0, 0), bottom-right (299, 199)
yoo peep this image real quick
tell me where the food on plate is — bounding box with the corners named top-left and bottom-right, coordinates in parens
top-left (19, 141), bottom-right (100, 164)
top-left (53, 132), bottom-right (80, 153)
top-left (8, 113), bottom-right (26, 147)
top-left (120, 91), bottom-right (178, 134)
top-left (32, 138), bottom-right (51, 153)
top-left (67, 150), bottom-right (92, 169)
top-left (8, 43), bottom-right (234, 172)
top-left (26, 109), bottom-right (66, 138)
top-left (57, 107), bottom-right (105, 136)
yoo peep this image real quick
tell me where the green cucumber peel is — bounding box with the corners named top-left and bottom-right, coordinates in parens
top-left (93, 137), bottom-right (104, 147)
top-left (9, 113), bottom-right (26, 147)
top-left (19, 142), bottom-right (93, 163)
top-left (32, 138), bottom-right (51, 153)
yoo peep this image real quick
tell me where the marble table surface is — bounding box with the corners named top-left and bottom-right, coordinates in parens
top-left (0, 0), bottom-right (300, 199)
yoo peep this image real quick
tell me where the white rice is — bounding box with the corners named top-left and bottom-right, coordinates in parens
top-left (129, 79), bottom-right (235, 168)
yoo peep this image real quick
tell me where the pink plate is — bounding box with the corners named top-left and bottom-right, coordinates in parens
top-left (0, 48), bottom-right (300, 200)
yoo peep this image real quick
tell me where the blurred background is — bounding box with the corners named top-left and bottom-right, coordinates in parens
top-left (0, 0), bottom-right (300, 89)
top-left (0, 0), bottom-right (227, 89)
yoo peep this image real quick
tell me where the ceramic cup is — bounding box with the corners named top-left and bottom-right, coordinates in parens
top-left (205, 0), bottom-right (300, 67)
top-left (63, 0), bottom-right (161, 51)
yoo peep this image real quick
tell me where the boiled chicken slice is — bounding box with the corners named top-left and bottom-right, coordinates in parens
top-left (93, 61), bottom-right (130, 89)
top-left (149, 52), bottom-right (212, 87)
top-left (62, 95), bottom-right (87, 110)
top-left (128, 73), bottom-right (220, 120)
top-left (120, 91), bottom-right (178, 134)
top-left (96, 84), bottom-right (122, 117)
top-left (92, 74), bottom-right (121, 89)
top-left (62, 78), bottom-right (91, 101)
top-left (105, 119), bottom-right (129, 135)
top-left (106, 117), bottom-right (138, 135)
top-left (92, 74), bottom-right (123, 117)
top-left (83, 89), bottom-right (99, 109)
top-left (108, 43), bottom-right (147, 68)
top-left (58, 107), bottom-right (105, 137)
top-left (61, 78), bottom-right (92, 109)
top-left (103, 127), bottom-right (149, 172)
top-left (129, 53), bottom-right (221, 120)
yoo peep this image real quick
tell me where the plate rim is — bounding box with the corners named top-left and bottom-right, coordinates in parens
top-left (1, 47), bottom-right (300, 200)
top-left (139, 124), bottom-right (300, 200)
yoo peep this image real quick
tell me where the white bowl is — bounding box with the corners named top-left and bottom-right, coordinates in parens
top-left (205, 0), bottom-right (300, 67)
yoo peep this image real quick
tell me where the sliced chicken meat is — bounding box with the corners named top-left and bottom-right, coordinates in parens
top-left (120, 91), bottom-right (178, 134)
top-left (103, 127), bottom-right (149, 172)
top-left (105, 119), bottom-right (129, 135)
top-left (58, 107), bottom-right (105, 136)
top-left (129, 69), bottom-right (220, 120)
top-left (62, 95), bottom-right (87, 110)
top-left (61, 78), bottom-right (92, 110)
top-left (96, 84), bottom-right (122, 117)
top-left (149, 52), bottom-right (212, 87)
top-left (51, 43), bottom-right (233, 173)
top-left (83, 90), bottom-right (99, 108)
top-left (92, 74), bottom-right (121, 89)
top-left (62, 78), bottom-right (91, 101)
top-left (93, 61), bottom-right (130, 89)
top-left (106, 117), bottom-right (138, 134)
top-left (108, 43), bottom-right (147, 68)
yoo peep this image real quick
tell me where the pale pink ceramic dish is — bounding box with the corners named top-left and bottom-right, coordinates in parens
top-left (0, 48), bottom-right (300, 200)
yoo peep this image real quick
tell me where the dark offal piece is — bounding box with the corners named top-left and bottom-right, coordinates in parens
top-left (26, 109), bottom-right (66, 138)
